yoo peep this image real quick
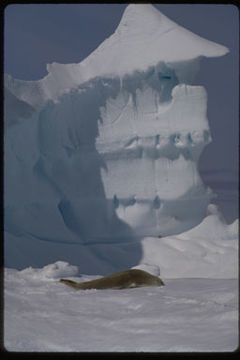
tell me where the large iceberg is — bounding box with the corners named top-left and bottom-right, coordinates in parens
top-left (4, 4), bottom-right (233, 270)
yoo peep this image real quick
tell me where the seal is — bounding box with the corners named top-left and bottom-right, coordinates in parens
top-left (60, 269), bottom-right (164, 290)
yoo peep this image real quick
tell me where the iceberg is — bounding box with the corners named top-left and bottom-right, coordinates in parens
top-left (4, 4), bottom-right (232, 270)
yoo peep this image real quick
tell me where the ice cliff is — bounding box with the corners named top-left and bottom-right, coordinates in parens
top-left (4, 4), bottom-right (231, 269)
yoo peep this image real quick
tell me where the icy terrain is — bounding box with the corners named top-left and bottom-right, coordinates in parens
top-left (4, 262), bottom-right (238, 352)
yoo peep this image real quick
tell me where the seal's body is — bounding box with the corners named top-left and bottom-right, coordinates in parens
top-left (60, 269), bottom-right (164, 290)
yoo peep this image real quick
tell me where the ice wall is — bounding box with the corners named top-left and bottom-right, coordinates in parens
top-left (4, 79), bottom-right (136, 246)
top-left (4, 4), bottom-right (229, 268)
top-left (4, 65), bottom-right (211, 245)
top-left (96, 64), bottom-right (213, 237)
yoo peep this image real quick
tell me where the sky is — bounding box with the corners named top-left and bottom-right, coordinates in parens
top-left (4, 3), bottom-right (239, 222)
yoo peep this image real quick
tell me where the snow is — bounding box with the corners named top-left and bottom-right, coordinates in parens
top-left (20, 261), bottom-right (79, 280)
top-left (139, 206), bottom-right (238, 279)
top-left (4, 264), bottom-right (238, 352)
top-left (4, 214), bottom-right (238, 351)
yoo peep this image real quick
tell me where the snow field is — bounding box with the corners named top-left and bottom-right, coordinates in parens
top-left (4, 266), bottom-right (238, 352)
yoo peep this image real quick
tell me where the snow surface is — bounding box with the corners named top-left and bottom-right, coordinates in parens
top-left (4, 263), bottom-right (238, 352)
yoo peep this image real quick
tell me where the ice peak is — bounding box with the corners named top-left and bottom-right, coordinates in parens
top-left (105, 4), bottom-right (228, 63)
top-left (5, 4), bottom-right (229, 108)
top-left (116, 4), bottom-right (176, 36)
top-left (80, 3), bottom-right (229, 80)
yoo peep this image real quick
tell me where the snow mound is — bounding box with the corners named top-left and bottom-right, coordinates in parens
top-left (139, 206), bottom-right (238, 279)
top-left (182, 204), bottom-right (238, 240)
top-left (20, 261), bottom-right (79, 280)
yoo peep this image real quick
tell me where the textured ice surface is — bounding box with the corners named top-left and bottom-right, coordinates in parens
top-left (96, 81), bottom-right (212, 236)
top-left (4, 4), bottom-right (233, 269)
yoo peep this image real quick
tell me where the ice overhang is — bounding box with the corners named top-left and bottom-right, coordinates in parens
top-left (80, 3), bottom-right (229, 77)
top-left (5, 4), bottom-right (229, 108)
